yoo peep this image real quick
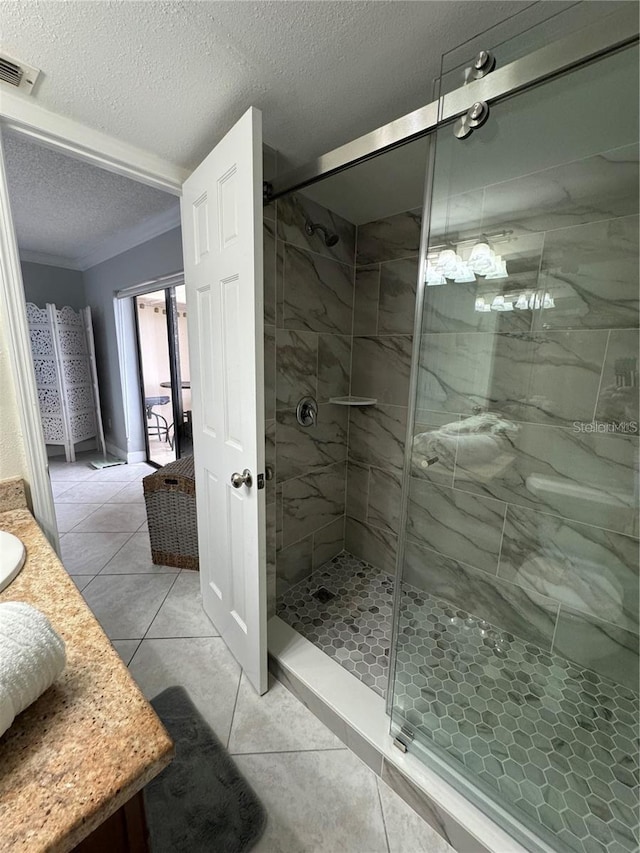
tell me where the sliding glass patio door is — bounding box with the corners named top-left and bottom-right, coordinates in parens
top-left (134, 285), bottom-right (191, 466)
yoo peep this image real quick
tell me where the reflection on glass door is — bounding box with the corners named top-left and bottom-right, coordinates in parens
top-left (135, 285), bottom-right (191, 467)
top-left (391, 40), bottom-right (639, 853)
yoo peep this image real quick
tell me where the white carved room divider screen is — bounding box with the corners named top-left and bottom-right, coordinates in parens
top-left (27, 302), bottom-right (106, 463)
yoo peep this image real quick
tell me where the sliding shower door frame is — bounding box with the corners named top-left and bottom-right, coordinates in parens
top-left (268, 3), bottom-right (638, 200)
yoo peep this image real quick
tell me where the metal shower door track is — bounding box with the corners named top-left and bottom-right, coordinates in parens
top-left (268, 4), bottom-right (638, 199)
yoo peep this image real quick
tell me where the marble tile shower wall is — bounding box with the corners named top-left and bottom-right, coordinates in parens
top-left (345, 208), bottom-right (422, 576)
top-left (405, 144), bottom-right (639, 692)
top-left (264, 194), bottom-right (356, 614)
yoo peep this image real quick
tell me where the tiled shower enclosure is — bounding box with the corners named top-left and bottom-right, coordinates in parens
top-left (265, 37), bottom-right (639, 853)
top-left (264, 185), bottom-right (423, 609)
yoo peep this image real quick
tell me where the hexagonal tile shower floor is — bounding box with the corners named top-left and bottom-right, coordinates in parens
top-left (277, 552), bottom-right (639, 853)
top-left (277, 552), bottom-right (393, 696)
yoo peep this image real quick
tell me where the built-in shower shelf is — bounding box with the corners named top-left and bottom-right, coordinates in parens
top-left (328, 396), bottom-right (377, 406)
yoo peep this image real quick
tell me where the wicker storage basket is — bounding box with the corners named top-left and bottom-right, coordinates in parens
top-left (143, 455), bottom-right (199, 570)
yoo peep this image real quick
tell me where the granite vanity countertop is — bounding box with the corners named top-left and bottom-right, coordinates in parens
top-left (0, 507), bottom-right (174, 852)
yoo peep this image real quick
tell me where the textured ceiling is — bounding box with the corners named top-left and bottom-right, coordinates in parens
top-left (2, 0), bottom-right (534, 171)
top-left (3, 131), bottom-right (178, 266)
top-left (4, 0), bottom-right (607, 265)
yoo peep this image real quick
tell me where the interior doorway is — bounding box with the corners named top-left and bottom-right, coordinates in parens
top-left (134, 283), bottom-right (192, 467)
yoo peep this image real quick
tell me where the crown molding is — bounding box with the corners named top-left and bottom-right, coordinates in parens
top-left (76, 204), bottom-right (181, 271)
top-left (19, 249), bottom-right (82, 270)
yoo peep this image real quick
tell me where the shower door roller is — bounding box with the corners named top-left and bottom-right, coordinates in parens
top-left (453, 101), bottom-right (490, 139)
top-left (230, 469), bottom-right (253, 489)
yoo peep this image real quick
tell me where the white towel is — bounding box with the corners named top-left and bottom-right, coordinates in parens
top-left (413, 413), bottom-right (519, 475)
top-left (0, 602), bottom-right (66, 738)
top-left (514, 554), bottom-right (624, 625)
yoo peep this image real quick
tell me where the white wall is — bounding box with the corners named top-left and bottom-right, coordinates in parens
top-left (0, 313), bottom-right (27, 481)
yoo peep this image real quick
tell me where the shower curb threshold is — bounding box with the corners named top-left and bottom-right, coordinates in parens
top-left (268, 615), bottom-right (557, 853)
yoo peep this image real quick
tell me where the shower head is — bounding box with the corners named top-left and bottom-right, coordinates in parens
top-left (305, 219), bottom-right (339, 247)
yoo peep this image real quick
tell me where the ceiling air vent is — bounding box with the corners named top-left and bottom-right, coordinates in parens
top-left (0, 53), bottom-right (40, 95)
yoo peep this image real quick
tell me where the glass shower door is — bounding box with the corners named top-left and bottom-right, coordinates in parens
top-left (391, 39), bottom-right (639, 853)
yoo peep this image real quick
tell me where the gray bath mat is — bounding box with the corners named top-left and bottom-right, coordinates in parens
top-left (146, 686), bottom-right (267, 852)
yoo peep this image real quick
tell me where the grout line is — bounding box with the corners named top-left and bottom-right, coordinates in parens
top-left (138, 571), bottom-right (182, 643)
top-left (278, 458), bottom-right (346, 487)
top-left (550, 602), bottom-right (561, 654)
top-left (374, 262), bottom-right (381, 336)
top-left (229, 747), bottom-right (349, 757)
top-left (56, 501), bottom-right (106, 535)
top-left (95, 529), bottom-right (140, 574)
top-left (129, 638), bottom-right (144, 664)
top-left (281, 513), bottom-right (347, 553)
top-left (133, 632), bottom-right (219, 640)
top-left (411, 409), bottom-right (637, 435)
top-left (495, 509), bottom-right (509, 580)
top-left (344, 259), bottom-right (357, 541)
top-left (355, 251), bottom-right (419, 268)
top-left (363, 463), bottom-right (372, 526)
top-left (591, 329), bottom-right (611, 423)
top-left (351, 512), bottom-right (397, 541)
top-left (76, 575), bottom-right (97, 593)
top-left (123, 639), bottom-right (144, 667)
top-left (314, 331), bottom-right (319, 402)
top-left (93, 570), bottom-right (180, 577)
top-left (226, 669), bottom-right (244, 751)
top-left (375, 777), bottom-right (392, 853)
top-left (277, 236), bottom-right (353, 268)
top-left (412, 472), bottom-right (638, 540)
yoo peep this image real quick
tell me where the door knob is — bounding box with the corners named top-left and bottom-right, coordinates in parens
top-left (231, 469), bottom-right (253, 489)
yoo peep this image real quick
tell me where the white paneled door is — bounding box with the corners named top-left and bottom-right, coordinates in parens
top-left (181, 108), bottom-right (267, 694)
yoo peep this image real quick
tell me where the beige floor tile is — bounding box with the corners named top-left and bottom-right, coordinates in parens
top-left (82, 572), bottom-right (177, 639)
top-left (128, 637), bottom-right (241, 744)
top-left (55, 481), bottom-right (128, 503)
top-left (228, 673), bottom-right (345, 755)
top-left (100, 531), bottom-right (176, 574)
top-left (235, 749), bottom-right (388, 853)
top-left (146, 571), bottom-right (218, 637)
top-left (73, 503), bottom-right (147, 532)
top-left (55, 502), bottom-right (102, 533)
top-left (105, 481), bottom-right (146, 503)
top-left (60, 531), bottom-right (132, 574)
top-left (49, 463), bottom-right (96, 482)
top-left (51, 482), bottom-right (74, 498)
top-left (377, 778), bottom-right (455, 853)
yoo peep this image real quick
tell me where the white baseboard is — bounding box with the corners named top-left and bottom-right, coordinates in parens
top-left (105, 441), bottom-right (128, 462)
top-left (104, 442), bottom-right (146, 464)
